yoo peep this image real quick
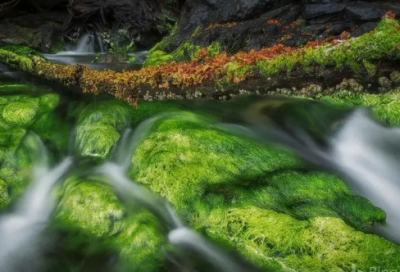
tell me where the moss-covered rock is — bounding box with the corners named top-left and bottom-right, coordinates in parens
top-left (56, 177), bottom-right (167, 271)
top-left (73, 99), bottom-right (134, 159)
top-left (257, 17), bottom-right (400, 77)
top-left (130, 112), bottom-right (400, 271)
top-left (2, 101), bottom-right (38, 127)
top-left (38, 93), bottom-right (60, 113)
top-left (206, 207), bottom-right (400, 271)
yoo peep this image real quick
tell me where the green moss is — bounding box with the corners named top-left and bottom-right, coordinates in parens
top-left (232, 171), bottom-right (385, 230)
top-left (205, 207), bottom-right (400, 271)
top-left (31, 113), bottom-right (70, 152)
top-left (362, 59), bottom-right (377, 77)
top-left (75, 124), bottom-right (120, 159)
top-left (145, 42), bottom-right (222, 66)
top-left (38, 93), bottom-right (60, 113)
top-left (0, 179), bottom-right (9, 209)
top-left (128, 111), bottom-right (400, 271)
top-left (0, 45), bottom-right (41, 57)
top-left (317, 91), bottom-right (400, 125)
top-left (257, 18), bottom-right (400, 77)
top-left (224, 62), bottom-right (252, 77)
top-left (76, 100), bottom-right (133, 130)
top-left (56, 177), bottom-right (166, 271)
top-left (2, 101), bottom-right (38, 127)
top-left (57, 178), bottom-right (125, 236)
top-left (131, 112), bottom-right (299, 226)
top-left (73, 99), bottom-right (134, 159)
top-left (143, 50), bottom-right (174, 67)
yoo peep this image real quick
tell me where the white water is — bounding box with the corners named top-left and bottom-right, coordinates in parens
top-left (169, 228), bottom-right (247, 272)
top-left (329, 108), bottom-right (400, 242)
top-left (0, 135), bottom-right (73, 272)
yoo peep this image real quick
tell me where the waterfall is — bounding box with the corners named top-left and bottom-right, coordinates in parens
top-left (75, 33), bottom-right (95, 53)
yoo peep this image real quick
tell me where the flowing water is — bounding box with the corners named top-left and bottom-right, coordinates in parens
top-left (1, 66), bottom-right (400, 271)
top-left (43, 33), bottom-right (147, 71)
top-left (0, 134), bottom-right (73, 272)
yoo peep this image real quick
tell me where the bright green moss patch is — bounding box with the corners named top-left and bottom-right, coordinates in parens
top-left (205, 207), bottom-right (400, 271)
top-left (257, 18), bottom-right (400, 77)
top-left (131, 113), bottom-right (298, 212)
top-left (2, 101), bottom-right (38, 127)
top-left (144, 50), bottom-right (174, 67)
top-left (75, 124), bottom-right (120, 159)
top-left (56, 177), bottom-right (167, 271)
top-left (38, 93), bottom-right (60, 113)
top-left (73, 99), bottom-right (134, 158)
top-left (145, 42), bottom-right (222, 66)
top-left (57, 177), bottom-right (125, 236)
top-left (316, 90), bottom-right (400, 125)
top-left (232, 171), bottom-right (385, 230)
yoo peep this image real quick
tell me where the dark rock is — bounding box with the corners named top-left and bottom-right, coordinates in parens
top-left (345, 1), bottom-right (386, 21)
top-left (303, 4), bottom-right (347, 19)
top-left (0, 23), bottom-right (63, 53)
top-left (351, 21), bottom-right (379, 37)
top-left (150, 0), bottom-right (400, 61)
top-left (327, 22), bottom-right (355, 35)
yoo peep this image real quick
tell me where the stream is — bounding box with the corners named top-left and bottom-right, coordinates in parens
top-left (0, 59), bottom-right (400, 272)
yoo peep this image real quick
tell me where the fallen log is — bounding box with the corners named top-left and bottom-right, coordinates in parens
top-left (0, 16), bottom-right (399, 105)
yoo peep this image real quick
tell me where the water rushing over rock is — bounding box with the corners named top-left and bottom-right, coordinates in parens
top-left (194, 97), bottom-right (400, 243)
top-left (330, 108), bottom-right (400, 243)
top-left (0, 134), bottom-right (73, 272)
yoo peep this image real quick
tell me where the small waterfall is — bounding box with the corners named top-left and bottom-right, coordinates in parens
top-left (75, 33), bottom-right (95, 53)
top-left (95, 34), bottom-right (106, 53)
top-left (329, 108), bottom-right (400, 243)
top-left (216, 105), bottom-right (400, 244)
top-left (0, 134), bottom-right (73, 272)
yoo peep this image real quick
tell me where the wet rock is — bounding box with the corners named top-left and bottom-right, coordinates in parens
top-left (345, 1), bottom-right (386, 21)
top-left (0, 23), bottom-right (63, 53)
top-left (303, 4), bottom-right (346, 19)
top-left (151, 0), bottom-right (399, 62)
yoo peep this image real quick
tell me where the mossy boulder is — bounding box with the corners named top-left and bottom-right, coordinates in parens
top-left (38, 93), bottom-right (60, 113)
top-left (206, 207), bottom-right (400, 271)
top-left (56, 177), bottom-right (167, 271)
top-left (75, 124), bottom-right (120, 159)
top-left (130, 112), bottom-right (400, 271)
top-left (2, 101), bottom-right (38, 127)
top-left (73, 100), bottom-right (134, 159)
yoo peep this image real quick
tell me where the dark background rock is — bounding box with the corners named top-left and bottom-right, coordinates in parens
top-left (152, 0), bottom-right (400, 59)
top-left (0, 0), bottom-right (399, 54)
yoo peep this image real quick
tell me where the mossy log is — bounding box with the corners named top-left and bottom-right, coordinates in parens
top-left (0, 17), bottom-right (400, 106)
